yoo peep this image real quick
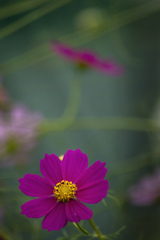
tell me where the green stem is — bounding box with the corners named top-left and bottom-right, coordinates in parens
top-left (68, 116), bottom-right (160, 133)
top-left (73, 222), bottom-right (88, 235)
top-left (1, 1), bottom-right (160, 76)
top-left (0, 0), bottom-right (73, 40)
top-left (39, 74), bottom-right (82, 134)
top-left (39, 116), bottom-right (160, 135)
top-left (0, 0), bottom-right (51, 20)
top-left (89, 219), bottom-right (105, 240)
top-left (61, 75), bottom-right (82, 121)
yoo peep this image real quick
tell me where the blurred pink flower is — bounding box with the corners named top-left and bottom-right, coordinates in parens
top-left (0, 104), bottom-right (43, 166)
top-left (128, 169), bottom-right (160, 206)
top-left (51, 41), bottom-right (124, 76)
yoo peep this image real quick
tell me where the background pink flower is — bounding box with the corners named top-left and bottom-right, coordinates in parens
top-left (19, 149), bottom-right (109, 231)
top-left (0, 103), bottom-right (43, 166)
top-left (51, 41), bottom-right (124, 76)
top-left (128, 169), bottom-right (160, 206)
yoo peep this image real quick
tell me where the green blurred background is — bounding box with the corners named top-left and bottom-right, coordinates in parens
top-left (0, 0), bottom-right (160, 239)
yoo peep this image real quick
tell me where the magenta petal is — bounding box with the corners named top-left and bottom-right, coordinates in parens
top-left (76, 179), bottom-right (109, 204)
top-left (42, 202), bottom-right (68, 231)
top-left (61, 149), bottom-right (88, 182)
top-left (75, 160), bottom-right (107, 188)
top-left (78, 51), bottom-right (100, 65)
top-left (40, 154), bottom-right (62, 185)
top-left (21, 197), bottom-right (57, 218)
top-left (51, 42), bottom-right (77, 60)
top-left (19, 174), bottom-right (53, 197)
top-left (66, 199), bottom-right (92, 223)
top-left (98, 60), bottom-right (124, 76)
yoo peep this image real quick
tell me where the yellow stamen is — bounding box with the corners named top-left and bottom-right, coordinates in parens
top-left (59, 155), bottom-right (64, 161)
top-left (54, 180), bottom-right (77, 202)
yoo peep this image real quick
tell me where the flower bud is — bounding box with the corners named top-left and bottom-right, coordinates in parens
top-left (75, 8), bottom-right (105, 32)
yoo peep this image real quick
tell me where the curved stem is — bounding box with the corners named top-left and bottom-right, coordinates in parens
top-left (73, 222), bottom-right (89, 235)
top-left (89, 219), bottom-right (105, 240)
top-left (61, 75), bottom-right (82, 121)
top-left (1, 1), bottom-right (160, 76)
top-left (39, 74), bottom-right (82, 134)
top-left (0, 0), bottom-right (73, 40)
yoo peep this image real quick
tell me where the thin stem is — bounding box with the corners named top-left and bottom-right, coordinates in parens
top-left (89, 219), bottom-right (105, 240)
top-left (0, 0), bottom-right (51, 20)
top-left (1, 1), bottom-right (160, 76)
top-left (0, 43), bottom-right (53, 76)
top-left (39, 74), bottom-right (82, 133)
top-left (68, 117), bottom-right (160, 133)
top-left (73, 222), bottom-right (89, 235)
top-left (39, 116), bottom-right (160, 135)
top-left (0, 0), bottom-right (73, 40)
top-left (77, 0), bottom-right (160, 45)
top-left (61, 76), bottom-right (82, 121)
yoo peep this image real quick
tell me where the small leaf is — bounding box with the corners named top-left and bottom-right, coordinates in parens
top-left (107, 225), bottom-right (126, 239)
top-left (107, 194), bottom-right (120, 206)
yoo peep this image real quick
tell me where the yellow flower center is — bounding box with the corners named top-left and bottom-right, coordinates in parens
top-left (76, 61), bottom-right (89, 70)
top-left (54, 180), bottom-right (77, 202)
top-left (58, 155), bottom-right (64, 161)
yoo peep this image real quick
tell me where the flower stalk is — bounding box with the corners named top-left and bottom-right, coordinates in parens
top-left (73, 222), bottom-right (88, 235)
top-left (89, 219), bottom-right (106, 240)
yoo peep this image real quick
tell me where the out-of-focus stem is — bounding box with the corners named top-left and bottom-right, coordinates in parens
top-left (39, 116), bottom-right (160, 135)
top-left (0, 0), bottom-right (51, 20)
top-left (89, 219), bottom-right (106, 240)
top-left (1, 1), bottom-right (160, 76)
top-left (39, 74), bottom-right (82, 134)
top-left (0, 0), bottom-right (73, 40)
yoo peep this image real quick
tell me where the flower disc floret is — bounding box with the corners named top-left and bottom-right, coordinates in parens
top-left (54, 180), bottom-right (77, 202)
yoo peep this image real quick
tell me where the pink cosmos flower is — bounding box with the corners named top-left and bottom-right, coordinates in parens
top-left (0, 104), bottom-right (43, 166)
top-left (51, 41), bottom-right (124, 76)
top-left (128, 169), bottom-right (160, 206)
top-left (19, 149), bottom-right (109, 231)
